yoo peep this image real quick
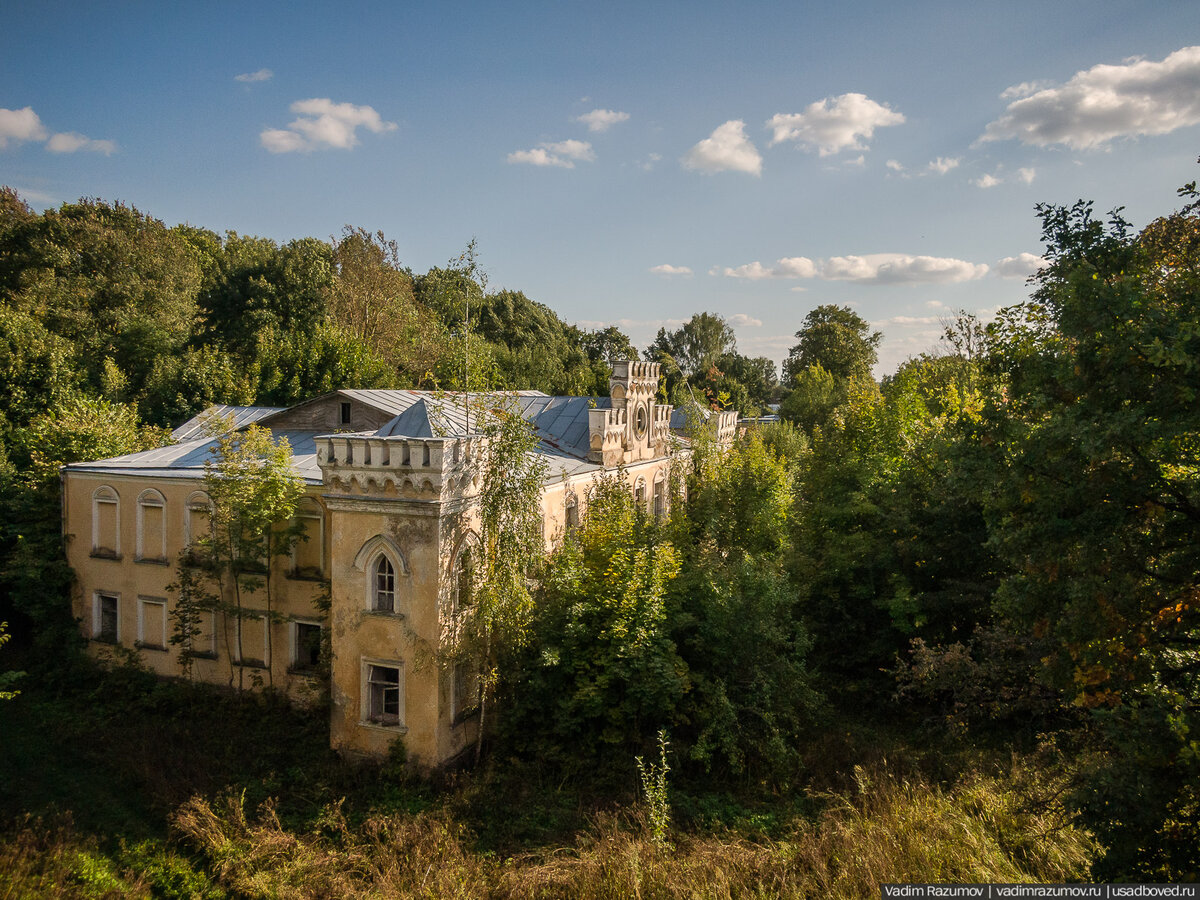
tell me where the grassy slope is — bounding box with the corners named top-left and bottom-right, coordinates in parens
top-left (0, 661), bottom-right (1095, 899)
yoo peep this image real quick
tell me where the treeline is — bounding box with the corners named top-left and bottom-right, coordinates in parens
top-left (497, 181), bottom-right (1200, 880)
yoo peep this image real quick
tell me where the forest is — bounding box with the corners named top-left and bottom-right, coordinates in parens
top-left (0, 172), bottom-right (1198, 896)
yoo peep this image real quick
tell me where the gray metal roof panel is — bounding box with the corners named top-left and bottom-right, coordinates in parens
top-left (171, 405), bottom-right (285, 442)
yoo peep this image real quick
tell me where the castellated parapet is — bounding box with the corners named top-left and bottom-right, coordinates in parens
top-left (315, 434), bottom-right (484, 500)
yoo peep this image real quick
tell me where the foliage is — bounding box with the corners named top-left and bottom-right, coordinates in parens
top-left (635, 730), bottom-right (672, 848)
top-left (981, 195), bottom-right (1200, 876)
top-left (783, 303), bottom-right (881, 384)
top-left (194, 423), bottom-right (306, 690)
top-left (508, 476), bottom-right (685, 758)
top-left (0, 620), bottom-right (22, 700)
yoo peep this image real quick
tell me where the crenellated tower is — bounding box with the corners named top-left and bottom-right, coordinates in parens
top-left (588, 360), bottom-right (673, 465)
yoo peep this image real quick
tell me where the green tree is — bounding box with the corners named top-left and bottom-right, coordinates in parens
top-left (443, 397), bottom-right (548, 762)
top-left (645, 313), bottom-right (737, 397)
top-left (982, 194), bottom-right (1200, 877)
top-left (783, 304), bottom-right (880, 385)
top-left (197, 423), bottom-right (306, 691)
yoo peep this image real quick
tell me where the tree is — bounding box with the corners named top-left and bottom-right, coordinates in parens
top-left (442, 397), bottom-right (547, 762)
top-left (646, 313), bottom-right (737, 392)
top-left (983, 193), bottom-right (1200, 876)
top-left (783, 304), bottom-right (880, 385)
top-left (195, 423), bottom-right (306, 691)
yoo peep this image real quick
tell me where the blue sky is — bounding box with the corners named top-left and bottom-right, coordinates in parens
top-left (4, 1), bottom-right (1200, 375)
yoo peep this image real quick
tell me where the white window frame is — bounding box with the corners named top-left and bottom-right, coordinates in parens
top-left (290, 619), bottom-right (323, 673)
top-left (353, 536), bottom-right (409, 616)
top-left (93, 591), bottom-right (120, 643)
top-left (91, 486), bottom-right (121, 558)
top-left (136, 595), bottom-right (168, 651)
top-left (361, 658), bottom-right (405, 730)
top-left (135, 489), bottom-right (167, 563)
top-left (372, 554), bottom-right (396, 612)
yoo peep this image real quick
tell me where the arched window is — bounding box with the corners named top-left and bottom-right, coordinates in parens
top-left (91, 486), bottom-right (120, 558)
top-left (634, 477), bottom-right (648, 512)
top-left (291, 498), bottom-right (324, 577)
top-left (451, 538), bottom-right (477, 615)
top-left (565, 495), bottom-right (579, 532)
top-left (653, 471), bottom-right (667, 521)
top-left (374, 555), bottom-right (396, 612)
top-left (136, 489), bottom-right (166, 563)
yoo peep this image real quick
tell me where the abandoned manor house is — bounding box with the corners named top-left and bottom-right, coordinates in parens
top-left (62, 361), bottom-right (738, 766)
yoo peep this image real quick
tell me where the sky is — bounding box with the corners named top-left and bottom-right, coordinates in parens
top-left (3, 1), bottom-right (1200, 376)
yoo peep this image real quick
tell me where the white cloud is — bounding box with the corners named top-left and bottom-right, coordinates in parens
top-left (973, 173), bottom-right (1002, 188)
top-left (766, 92), bottom-right (904, 155)
top-left (995, 252), bottom-right (1046, 278)
top-left (821, 254), bottom-right (988, 284)
top-left (981, 45), bottom-right (1200, 149)
top-left (874, 315), bottom-right (942, 326)
top-left (1000, 80), bottom-right (1052, 100)
top-left (926, 156), bottom-right (959, 174)
top-left (710, 256), bottom-right (817, 279)
top-left (649, 264), bottom-right (693, 276)
top-left (46, 132), bottom-right (116, 155)
top-left (639, 152), bottom-right (662, 171)
top-left (844, 154), bottom-right (865, 167)
top-left (714, 253), bottom-right (988, 285)
top-left (576, 108), bottom-right (629, 132)
top-left (729, 313), bottom-right (763, 327)
top-left (682, 120), bottom-right (762, 175)
top-left (261, 98), bottom-right (397, 153)
top-left (0, 107), bottom-right (47, 148)
top-left (886, 159), bottom-right (906, 172)
top-left (508, 139), bottom-right (595, 168)
top-left (235, 68), bottom-right (274, 83)
top-left (1016, 166), bottom-right (1036, 184)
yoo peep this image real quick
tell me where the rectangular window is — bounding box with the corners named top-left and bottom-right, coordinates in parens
top-left (96, 593), bottom-right (119, 643)
top-left (236, 613), bottom-right (267, 668)
top-left (293, 514), bottom-right (323, 577)
top-left (452, 660), bottom-right (479, 721)
top-left (137, 499), bottom-right (165, 562)
top-left (366, 663), bottom-right (402, 726)
top-left (339, 401), bottom-right (352, 425)
top-left (292, 622), bottom-right (322, 672)
top-left (94, 499), bottom-right (119, 557)
top-left (137, 597), bottom-right (167, 650)
top-left (654, 486), bottom-right (666, 521)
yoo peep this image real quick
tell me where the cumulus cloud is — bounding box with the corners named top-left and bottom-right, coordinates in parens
top-left (710, 257), bottom-right (817, 280)
top-left (508, 139), bottom-right (595, 168)
top-left (973, 173), bottom-right (1002, 188)
top-left (682, 120), bottom-right (762, 175)
top-left (235, 68), bottom-right (274, 83)
top-left (981, 45), bottom-right (1200, 148)
top-left (766, 92), bottom-right (904, 155)
top-left (47, 132), bottom-right (116, 155)
top-left (729, 313), bottom-right (763, 327)
top-left (886, 159), bottom-right (905, 173)
top-left (1016, 166), bottom-right (1036, 184)
top-left (649, 264), bottom-right (693, 277)
top-left (576, 108), bottom-right (629, 132)
top-left (0, 107), bottom-right (47, 147)
top-left (927, 156), bottom-right (960, 174)
top-left (261, 98), bottom-right (396, 153)
top-left (714, 253), bottom-right (988, 285)
top-left (639, 152), bottom-right (662, 171)
top-left (995, 252), bottom-right (1046, 278)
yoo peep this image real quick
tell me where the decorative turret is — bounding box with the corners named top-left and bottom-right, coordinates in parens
top-left (588, 360), bottom-right (673, 465)
top-left (315, 433), bottom-right (484, 499)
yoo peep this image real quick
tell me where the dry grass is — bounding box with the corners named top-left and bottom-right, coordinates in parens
top-left (0, 817), bottom-right (151, 900)
top-left (172, 763), bottom-right (1096, 899)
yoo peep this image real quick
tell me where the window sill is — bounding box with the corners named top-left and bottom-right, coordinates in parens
top-left (364, 610), bottom-right (406, 620)
top-left (190, 651), bottom-right (218, 661)
top-left (90, 550), bottom-right (122, 561)
top-left (135, 642), bottom-right (168, 653)
top-left (287, 571), bottom-right (326, 582)
top-left (134, 557), bottom-right (169, 567)
top-left (234, 659), bottom-right (267, 670)
top-left (92, 636), bottom-right (119, 645)
top-left (359, 721), bottom-right (408, 735)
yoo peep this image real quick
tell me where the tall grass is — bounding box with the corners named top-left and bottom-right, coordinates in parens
top-left (173, 763), bottom-right (1095, 899)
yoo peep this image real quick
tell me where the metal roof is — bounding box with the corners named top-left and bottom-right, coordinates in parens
top-left (171, 405), bottom-right (285, 442)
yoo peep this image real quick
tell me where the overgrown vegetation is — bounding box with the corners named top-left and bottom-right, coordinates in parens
top-left (1, 172), bottom-right (1199, 889)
